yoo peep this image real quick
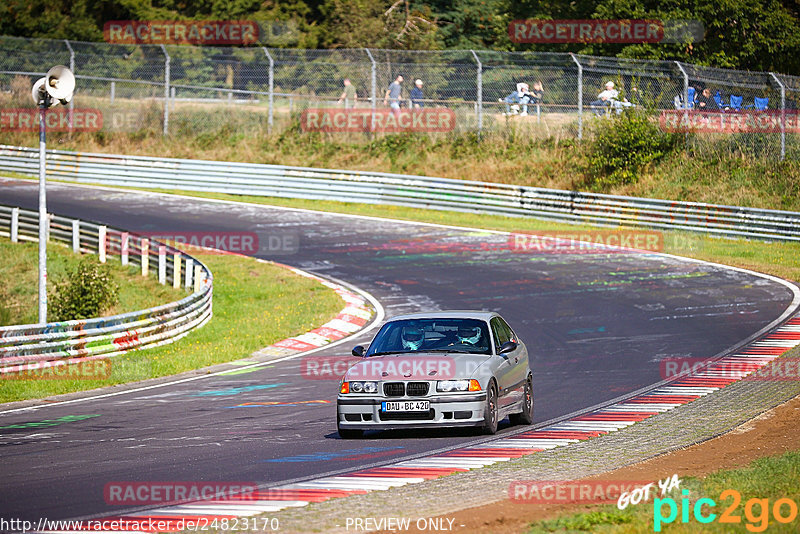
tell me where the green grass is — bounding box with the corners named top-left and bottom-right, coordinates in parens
top-left (526, 449), bottom-right (800, 533)
top-left (0, 246), bottom-right (344, 403)
top-left (0, 237), bottom-right (182, 326)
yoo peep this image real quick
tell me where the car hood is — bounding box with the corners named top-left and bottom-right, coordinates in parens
top-left (343, 352), bottom-right (491, 381)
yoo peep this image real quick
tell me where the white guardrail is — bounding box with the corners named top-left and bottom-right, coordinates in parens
top-left (0, 204), bottom-right (212, 373)
top-left (1, 145), bottom-right (799, 242)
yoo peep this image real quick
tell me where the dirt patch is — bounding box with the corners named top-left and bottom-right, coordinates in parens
top-left (379, 393), bottom-right (800, 534)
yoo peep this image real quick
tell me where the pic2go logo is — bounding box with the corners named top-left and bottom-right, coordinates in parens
top-left (654, 489), bottom-right (799, 532)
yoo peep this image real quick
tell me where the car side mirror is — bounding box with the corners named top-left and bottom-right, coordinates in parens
top-left (352, 345), bottom-right (366, 358)
top-left (498, 341), bottom-right (517, 355)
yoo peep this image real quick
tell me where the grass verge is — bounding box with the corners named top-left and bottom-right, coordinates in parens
top-left (527, 450), bottom-right (800, 533)
top-left (0, 237), bottom-right (182, 326)
top-left (0, 247), bottom-right (343, 403)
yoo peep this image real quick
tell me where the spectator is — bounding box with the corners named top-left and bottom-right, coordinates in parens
top-left (410, 79), bottom-right (424, 108)
top-left (519, 81), bottom-right (544, 116)
top-left (529, 81), bottom-right (544, 104)
top-left (591, 81), bottom-right (618, 116)
top-left (383, 75), bottom-right (404, 111)
top-left (696, 87), bottom-right (718, 111)
top-left (501, 82), bottom-right (529, 115)
top-left (337, 78), bottom-right (357, 108)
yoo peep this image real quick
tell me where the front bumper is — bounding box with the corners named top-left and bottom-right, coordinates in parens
top-left (337, 392), bottom-right (487, 430)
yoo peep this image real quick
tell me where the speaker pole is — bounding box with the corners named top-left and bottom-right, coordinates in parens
top-left (38, 93), bottom-right (49, 324)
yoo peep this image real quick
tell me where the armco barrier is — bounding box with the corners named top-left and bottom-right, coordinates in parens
top-left (1, 145), bottom-right (799, 241)
top-left (0, 204), bottom-right (213, 373)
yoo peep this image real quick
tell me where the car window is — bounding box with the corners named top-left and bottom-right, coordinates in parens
top-left (490, 317), bottom-right (510, 352)
top-left (366, 318), bottom-right (492, 355)
top-left (497, 317), bottom-right (516, 343)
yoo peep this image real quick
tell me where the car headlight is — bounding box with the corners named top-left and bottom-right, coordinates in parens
top-left (437, 379), bottom-right (481, 392)
top-left (341, 381), bottom-right (378, 394)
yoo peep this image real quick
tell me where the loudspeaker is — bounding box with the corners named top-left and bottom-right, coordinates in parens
top-left (45, 65), bottom-right (75, 104)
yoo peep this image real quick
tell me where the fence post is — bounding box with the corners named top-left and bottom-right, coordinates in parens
top-left (11, 207), bottom-right (19, 242)
top-left (185, 257), bottom-right (194, 288)
top-left (173, 252), bottom-right (181, 288)
top-left (110, 81), bottom-right (115, 104)
top-left (769, 72), bottom-right (786, 161)
top-left (161, 44), bottom-right (170, 136)
top-left (120, 231), bottom-right (129, 265)
top-left (64, 40), bottom-right (75, 129)
top-left (471, 50), bottom-right (483, 136)
top-left (98, 225), bottom-right (107, 263)
top-left (72, 219), bottom-right (79, 252)
top-left (365, 48), bottom-right (377, 132)
top-left (570, 54), bottom-right (583, 140)
top-left (262, 47), bottom-right (274, 133)
top-left (674, 61), bottom-right (690, 149)
top-left (141, 238), bottom-right (149, 276)
top-left (158, 244), bottom-right (166, 284)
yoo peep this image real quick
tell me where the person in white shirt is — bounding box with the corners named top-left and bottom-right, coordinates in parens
top-left (591, 81), bottom-right (619, 115)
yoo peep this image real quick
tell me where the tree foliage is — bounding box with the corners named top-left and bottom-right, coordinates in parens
top-left (0, 0), bottom-right (798, 72)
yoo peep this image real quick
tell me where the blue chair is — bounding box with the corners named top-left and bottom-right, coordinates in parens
top-left (714, 91), bottom-right (725, 109)
top-left (729, 95), bottom-right (743, 111)
top-left (753, 97), bottom-right (768, 111)
top-left (687, 87), bottom-right (696, 109)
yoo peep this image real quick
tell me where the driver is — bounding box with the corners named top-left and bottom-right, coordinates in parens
top-left (456, 325), bottom-right (482, 345)
top-left (401, 326), bottom-right (424, 350)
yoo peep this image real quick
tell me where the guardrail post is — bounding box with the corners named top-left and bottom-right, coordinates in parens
top-left (72, 219), bottom-right (79, 252)
top-left (120, 232), bottom-right (129, 265)
top-left (98, 225), bottom-right (107, 263)
top-left (769, 72), bottom-right (786, 161)
top-left (471, 50), bottom-right (483, 136)
top-left (570, 54), bottom-right (583, 140)
top-left (158, 245), bottom-right (166, 284)
top-left (173, 252), bottom-right (181, 288)
top-left (365, 49), bottom-right (377, 132)
top-left (11, 207), bottom-right (19, 242)
top-left (141, 238), bottom-right (149, 276)
top-left (161, 45), bottom-right (170, 136)
top-left (193, 264), bottom-right (203, 293)
top-left (263, 48), bottom-right (274, 133)
top-left (185, 257), bottom-right (194, 287)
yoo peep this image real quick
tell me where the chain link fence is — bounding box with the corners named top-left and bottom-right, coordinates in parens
top-left (1, 35), bottom-right (798, 160)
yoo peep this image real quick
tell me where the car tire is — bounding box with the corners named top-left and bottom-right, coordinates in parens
top-left (509, 374), bottom-right (533, 426)
top-left (481, 381), bottom-right (499, 435)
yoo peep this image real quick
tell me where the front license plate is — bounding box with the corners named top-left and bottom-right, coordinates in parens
top-left (382, 401), bottom-right (430, 412)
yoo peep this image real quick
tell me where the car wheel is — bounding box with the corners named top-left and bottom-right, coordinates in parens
top-left (481, 381), bottom-right (499, 435)
top-left (509, 374), bottom-right (533, 426)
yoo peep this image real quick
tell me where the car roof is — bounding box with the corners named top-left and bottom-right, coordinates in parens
top-left (385, 310), bottom-right (499, 322)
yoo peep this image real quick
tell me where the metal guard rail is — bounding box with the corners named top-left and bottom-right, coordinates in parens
top-left (0, 204), bottom-right (213, 372)
top-left (1, 145), bottom-right (799, 241)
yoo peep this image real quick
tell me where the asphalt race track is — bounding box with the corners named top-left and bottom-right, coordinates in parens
top-left (1, 178), bottom-right (797, 522)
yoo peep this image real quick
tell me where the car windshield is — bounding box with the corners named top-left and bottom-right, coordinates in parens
top-left (366, 318), bottom-right (492, 356)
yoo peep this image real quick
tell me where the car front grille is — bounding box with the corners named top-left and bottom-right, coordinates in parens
top-left (383, 382), bottom-right (405, 397)
top-left (406, 382), bottom-right (429, 396)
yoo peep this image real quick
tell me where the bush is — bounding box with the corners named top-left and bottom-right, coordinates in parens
top-left (50, 256), bottom-right (119, 321)
top-left (586, 109), bottom-right (683, 188)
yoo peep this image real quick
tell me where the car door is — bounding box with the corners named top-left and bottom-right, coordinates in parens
top-left (498, 316), bottom-right (528, 406)
top-left (490, 316), bottom-right (518, 409)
